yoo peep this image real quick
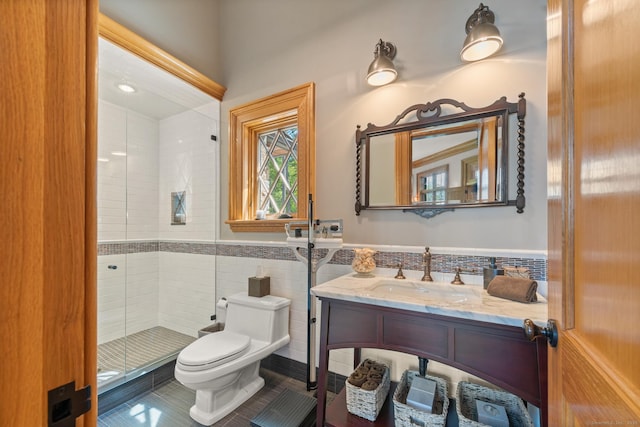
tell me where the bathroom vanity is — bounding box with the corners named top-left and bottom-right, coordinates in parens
top-left (311, 274), bottom-right (548, 426)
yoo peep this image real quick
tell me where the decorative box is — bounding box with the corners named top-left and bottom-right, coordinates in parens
top-left (456, 381), bottom-right (534, 427)
top-left (393, 370), bottom-right (449, 427)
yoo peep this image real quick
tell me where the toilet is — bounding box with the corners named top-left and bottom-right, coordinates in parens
top-left (174, 292), bottom-right (291, 426)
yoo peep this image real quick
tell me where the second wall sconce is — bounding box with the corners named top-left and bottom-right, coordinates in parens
top-left (366, 39), bottom-right (398, 86)
top-left (461, 3), bottom-right (503, 62)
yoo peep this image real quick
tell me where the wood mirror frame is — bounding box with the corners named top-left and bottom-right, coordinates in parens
top-left (355, 94), bottom-right (526, 218)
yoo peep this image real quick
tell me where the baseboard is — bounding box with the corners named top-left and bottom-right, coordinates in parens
top-left (97, 360), bottom-right (176, 415)
top-left (260, 354), bottom-right (347, 394)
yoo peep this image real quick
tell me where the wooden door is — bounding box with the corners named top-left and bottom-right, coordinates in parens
top-left (547, 0), bottom-right (640, 424)
top-left (0, 1), bottom-right (98, 426)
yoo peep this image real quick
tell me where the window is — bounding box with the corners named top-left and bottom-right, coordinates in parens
top-left (226, 83), bottom-right (315, 232)
top-left (417, 165), bottom-right (448, 203)
top-left (257, 123), bottom-right (298, 216)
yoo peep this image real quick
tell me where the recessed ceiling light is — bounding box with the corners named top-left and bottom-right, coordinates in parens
top-left (116, 82), bottom-right (136, 93)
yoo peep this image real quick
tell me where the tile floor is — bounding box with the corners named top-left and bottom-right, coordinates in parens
top-left (98, 368), bottom-right (325, 426)
top-left (98, 326), bottom-right (195, 388)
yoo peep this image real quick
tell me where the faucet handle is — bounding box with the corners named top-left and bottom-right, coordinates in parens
top-left (451, 266), bottom-right (465, 285)
top-left (395, 263), bottom-right (406, 279)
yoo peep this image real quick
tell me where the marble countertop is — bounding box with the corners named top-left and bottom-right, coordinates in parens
top-left (311, 273), bottom-right (548, 328)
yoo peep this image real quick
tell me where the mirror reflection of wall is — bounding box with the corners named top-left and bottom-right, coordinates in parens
top-left (368, 133), bottom-right (396, 205)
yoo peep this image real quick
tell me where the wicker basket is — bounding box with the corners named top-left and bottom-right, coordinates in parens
top-left (456, 381), bottom-right (534, 427)
top-left (393, 371), bottom-right (449, 427)
top-left (345, 359), bottom-right (391, 421)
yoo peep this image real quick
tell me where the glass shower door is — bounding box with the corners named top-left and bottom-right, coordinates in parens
top-left (97, 36), bottom-right (218, 393)
top-left (97, 100), bottom-right (129, 389)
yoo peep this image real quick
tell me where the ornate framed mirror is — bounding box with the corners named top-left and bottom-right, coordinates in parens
top-left (355, 94), bottom-right (526, 218)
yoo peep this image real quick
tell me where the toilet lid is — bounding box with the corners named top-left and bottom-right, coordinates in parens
top-left (177, 331), bottom-right (251, 371)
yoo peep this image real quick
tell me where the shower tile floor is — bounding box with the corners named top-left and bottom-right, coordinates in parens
top-left (98, 326), bottom-right (196, 387)
top-left (98, 368), bottom-right (325, 426)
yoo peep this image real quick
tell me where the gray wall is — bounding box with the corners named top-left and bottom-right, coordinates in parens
top-left (100, 0), bottom-right (549, 251)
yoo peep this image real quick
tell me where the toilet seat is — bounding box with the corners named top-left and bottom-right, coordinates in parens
top-left (177, 331), bottom-right (251, 372)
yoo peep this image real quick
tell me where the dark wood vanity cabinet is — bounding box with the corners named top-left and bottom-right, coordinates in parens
top-left (315, 297), bottom-right (547, 426)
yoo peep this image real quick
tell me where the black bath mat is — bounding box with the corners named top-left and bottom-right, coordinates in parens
top-left (250, 388), bottom-right (316, 427)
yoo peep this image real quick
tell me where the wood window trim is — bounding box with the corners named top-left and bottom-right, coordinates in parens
top-left (226, 83), bottom-right (315, 232)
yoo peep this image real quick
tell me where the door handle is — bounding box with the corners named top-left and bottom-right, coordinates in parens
top-left (523, 318), bottom-right (558, 347)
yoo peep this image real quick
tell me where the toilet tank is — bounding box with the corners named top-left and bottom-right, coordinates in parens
top-left (224, 293), bottom-right (290, 343)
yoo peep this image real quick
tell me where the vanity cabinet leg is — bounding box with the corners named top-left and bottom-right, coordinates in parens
top-left (418, 357), bottom-right (429, 376)
top-left (353, 348), bottom-right (361, 369)
top-left (316, 301), bottom-right (331, 426)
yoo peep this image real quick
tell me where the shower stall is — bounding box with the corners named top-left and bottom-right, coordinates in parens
top-left (97, 37), bottom-right (219, 392)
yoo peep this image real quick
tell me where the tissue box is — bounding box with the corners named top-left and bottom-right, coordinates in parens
top-left (475, 400), bottom-right (509, 427)
top-left (248, 276), bottom-right (270, 297)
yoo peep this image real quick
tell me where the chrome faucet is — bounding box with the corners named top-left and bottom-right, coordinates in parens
top-left (421, 247), bottom-right (433, 282)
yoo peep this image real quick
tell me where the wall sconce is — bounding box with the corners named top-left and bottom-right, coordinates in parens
top-left (461, 3), bottom-right (503, 62)
top-left (366, 39), bottom-right (398, 86)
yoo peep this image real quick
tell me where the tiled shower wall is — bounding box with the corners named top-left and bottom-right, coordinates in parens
top-left (97, 100), bottom-right (219, 343)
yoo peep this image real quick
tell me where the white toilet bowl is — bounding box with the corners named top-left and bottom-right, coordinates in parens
top-left (175, 293), bottom-right (290, 426)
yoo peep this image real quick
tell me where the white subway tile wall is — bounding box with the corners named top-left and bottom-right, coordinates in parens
top-left (98, 101), bottom-right (127, 241)
top-left (158, 106), bottom-right (218, 241)
top-left (97, 254), bottom-right (126, 343)
top-left (158, 252), bottom-right (216, 337)
top-left (97, 100), bottom-right (219, 345)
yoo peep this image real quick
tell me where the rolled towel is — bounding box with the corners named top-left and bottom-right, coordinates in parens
top-left (366, 372), bottom-right (382, 384)
top-left (369, 363), bottom-right (386, 375)
top-left (347, 371), bottom-right (367, 387)
top-left (355, 365), bottom-right (370, 375)
top-left (361, 380), bottom-right (380, 391)
top-left (363, 359), bottom-right (377, 369)
top-left (487, 275), bottom-right (538, 303)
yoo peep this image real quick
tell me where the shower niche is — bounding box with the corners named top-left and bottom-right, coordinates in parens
top-left (97, 15), bottom-right (224, 393)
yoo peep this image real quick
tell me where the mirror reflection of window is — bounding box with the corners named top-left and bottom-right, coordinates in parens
top-left (461, 156), bottom-right (479, 202)
top-left (411, 122), bottom-right (479, 205)
top-left (417, 165), bottom-right (448, 203)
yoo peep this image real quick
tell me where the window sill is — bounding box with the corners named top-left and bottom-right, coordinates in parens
top-left (225, 218), bottom-right (307, 233)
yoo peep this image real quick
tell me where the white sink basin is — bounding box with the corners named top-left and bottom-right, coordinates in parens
top-left (359, 279), bottom-right (476, 303)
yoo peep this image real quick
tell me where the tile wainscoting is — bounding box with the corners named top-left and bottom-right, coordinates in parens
top-left (99, 240), bottom-right (547, 281)
top-left (98, 239), bottom-right (547, 394)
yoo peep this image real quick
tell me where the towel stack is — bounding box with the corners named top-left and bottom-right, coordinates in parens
top-left (347, 359), bottom-right (387, 391)
top-left (487, 275), bottom-right (538, 303)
